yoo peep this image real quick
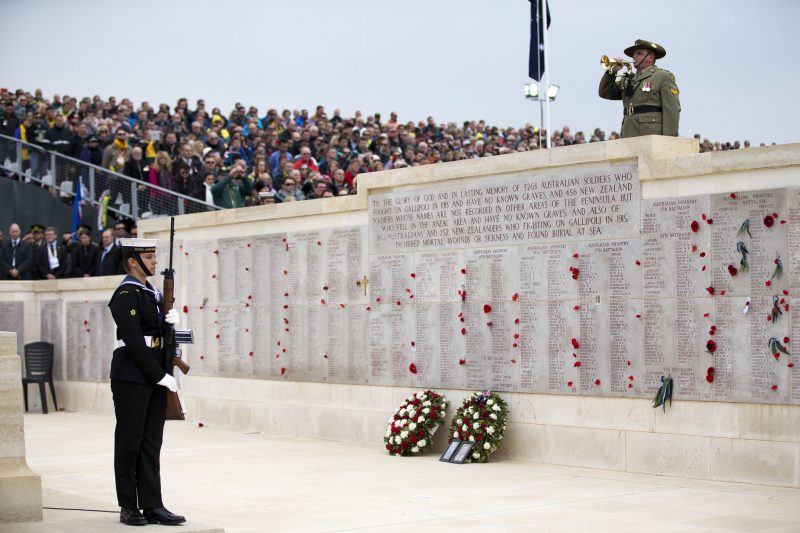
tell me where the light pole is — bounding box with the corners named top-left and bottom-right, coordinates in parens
top-left (523, 83), bottom-right (559, 148)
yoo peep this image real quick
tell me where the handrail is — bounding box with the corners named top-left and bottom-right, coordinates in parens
top-left (0, 132), bottom-right (222, 221)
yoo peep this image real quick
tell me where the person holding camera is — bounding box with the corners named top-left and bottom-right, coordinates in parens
top-left (210, 158), bottom-right (252, 209)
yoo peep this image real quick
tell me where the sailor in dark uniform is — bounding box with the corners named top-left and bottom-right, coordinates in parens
top-left (108, 238), bottom-right (186, 526)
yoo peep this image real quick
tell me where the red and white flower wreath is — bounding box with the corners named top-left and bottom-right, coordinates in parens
top-left (448, 391), bottom-right (509, 463)
top-left (384, 390), bottom-right (448, 456)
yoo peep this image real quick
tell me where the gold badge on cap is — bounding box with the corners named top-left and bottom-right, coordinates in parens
top-left (130, 309), bottom-right (137, 316)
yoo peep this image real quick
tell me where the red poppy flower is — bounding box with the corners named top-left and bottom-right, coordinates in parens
top-left (280, 367), bottom-right (286, 375)
top-left (249, 351), bottom-right (254, 357)
top-left (512, 293), bottom-right (519, 301)
top-left (571, 268), bottom-right (580, 280)
top-left (458, 359), bottom-right (465, 365)
top-left (486, 321), bottom-right (493, 327)
top-left (767, 315), bottom-right (773, 322)
top-left (215, 334), bottom-right (220, 339)
top-left (727, 265), bottom-right (738, 277)
top-left (573, 305), bottom-right (581, 311)
top-left (699, 252), bottom-right (706, 258)
top-left (198, 422), bottom-right (205, 428)
top-left (691, 220), bottom-right (700, 232)
top-left (339, 303), bottom-right (346, 309)
top-left (764, 215), bottom-right (775, 227)
top-left (730, 192), bottom-right (737, 199)
top-left (701, 213), bottom-right (707, 220)
top-left (707, 218), bottom-right (714, 225)
top-left (483, 304), bottom-right (492, 313)
top-left (594, 379), bottom-right (601, 386)
top-left (376, 297), bottom-right (381, 302)
top-left (635, 260), bottom-right (641, 266)
top-left (460, 268), bottom-right (466, 274)
top-left (513, 333), bottom-right (520, 339)
top-left (461, 327), bottom-right (466, 335)
top-left (773, 212), bottom-right (778, 218)
top-left (512, 343), bottom-right (518, 348)
top-left (703, 313), bottom-right (710, 318)
top-left (182, 305), bottom-right (189, 313)
top-left (510, 359), bottom-right (517, 364)
top-left (627, 360), bottom-right (631, 366)
top-left (282, 304), bottom-right (288, 309)
top-left (184, 251), bottom-right (189, 256)
top-left (567, 381), bottom-right (573, 387)
top-left (283, 318), bottom-right (289, 324)
top-left (635, 314), bottom-right (641, 319)
top-left (213, 249), bottom-right (219, 254)
top-left (707, 366), bottom-right (715, 374)
top-left (706, 374), bottom-right (714, 383)
top-left (706, 339), bottom-right (716, 353)
top-left (571, 338), bottom-right (580, 349)
top-left (320, 299), bottom-right (326, 305)
top-left (410, 273), bottom-right (416, 278)
top-left (366, 306), bottom-right (371, 311)
top-left (212, 274), bottom-right (216, 279)
top-left (706, 287), bottom-right (715, 296)
top-left (408, 363), bottom-right (417, 374)
top-left (572, 252), bottom-right (580, 258)
top-left (573, 361), bottom-right (582, 368)
top-left (691, 244), bottom-right (698, 253)
top-left (628, 375), bottom-right (635, 381)
top-left (514, 318), bottom-right (520, 324)
top-left (766, 280), bottom-right (772, 287)
top-left (788, 363), bottom-right (795, 368)
top-left (771, 384), bottom-right (778, 391)
top-left (784, 337), bottom-right (790, 344)
top-left (720, 290), bottom-right (726, 296)
top-left (702, 265), bottom-right (707, 272)
top-left (781, 220), bottom-right (787, 224)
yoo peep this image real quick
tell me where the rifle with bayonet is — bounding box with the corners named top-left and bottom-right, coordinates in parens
top-left (162, 216), bottom-right (193, 419)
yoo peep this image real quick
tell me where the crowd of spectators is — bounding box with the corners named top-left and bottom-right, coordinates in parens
top-left (0, 87), bottom-right (763, 216)
top-left (0, 221), bottom-right (135, 280)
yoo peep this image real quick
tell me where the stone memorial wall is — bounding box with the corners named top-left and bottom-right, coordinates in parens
top-left (135, 158), bottom-right (797, 405)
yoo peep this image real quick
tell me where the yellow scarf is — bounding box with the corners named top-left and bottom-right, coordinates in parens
top-left (113, 138), bottom-right (129, 151)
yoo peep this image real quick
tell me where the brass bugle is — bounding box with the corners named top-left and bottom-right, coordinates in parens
top-left (600, 55), bottom-right (632, 74)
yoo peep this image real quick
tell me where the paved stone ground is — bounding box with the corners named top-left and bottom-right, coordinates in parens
top-left (15, 412), bottom-right (800, 532)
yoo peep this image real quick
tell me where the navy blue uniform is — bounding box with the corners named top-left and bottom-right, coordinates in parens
top-left (108, 276), bottom-right (169, 509)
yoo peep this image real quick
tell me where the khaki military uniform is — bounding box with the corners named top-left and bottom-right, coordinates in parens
top-left (599, 65), bottom-right (680, 138)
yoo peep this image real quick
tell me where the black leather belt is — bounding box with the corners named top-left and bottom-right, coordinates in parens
top-left (625, 105), bottom-right (662, 116)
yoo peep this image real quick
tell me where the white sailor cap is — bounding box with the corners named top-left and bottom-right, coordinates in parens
top-left (119, 238), bottom-right (158, 253)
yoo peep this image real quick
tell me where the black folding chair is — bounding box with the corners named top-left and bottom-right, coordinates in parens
top-left (21, 341), bottom-right (58, 414)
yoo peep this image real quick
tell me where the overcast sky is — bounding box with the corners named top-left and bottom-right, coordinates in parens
top-left (2, 0), bottom-right (798, 145)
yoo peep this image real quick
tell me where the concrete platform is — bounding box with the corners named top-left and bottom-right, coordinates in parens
top-left (15, 411), bottom-right (800, 532)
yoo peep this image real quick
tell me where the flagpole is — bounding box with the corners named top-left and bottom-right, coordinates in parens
top-left (541, 0), bottom-right (551, 149)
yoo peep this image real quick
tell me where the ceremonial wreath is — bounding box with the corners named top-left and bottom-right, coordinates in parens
top-left (449, 391), bottom-right (509, 463)
top-left (384, 390), bottom-right (448, 456)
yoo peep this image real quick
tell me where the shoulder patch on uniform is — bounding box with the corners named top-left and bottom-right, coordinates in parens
top-left (671, 88), bottom-right (679, 95)
top-left (130, 309), bottom-right (137, 316)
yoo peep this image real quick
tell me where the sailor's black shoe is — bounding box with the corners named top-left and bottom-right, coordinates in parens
top-left (143, 507), bottom-right (187, 525)
top-left (120, 508), bottom-right (147, 526)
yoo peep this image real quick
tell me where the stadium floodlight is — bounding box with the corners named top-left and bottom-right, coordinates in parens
top-left (523, 83), bottom-right (558, 101)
